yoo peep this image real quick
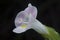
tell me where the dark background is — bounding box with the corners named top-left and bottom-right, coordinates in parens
top-left (0, 0), bottom-right (60, 40)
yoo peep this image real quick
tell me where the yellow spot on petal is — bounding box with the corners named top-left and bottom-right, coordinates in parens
top-left (21, 24), bottom-right (27, 28)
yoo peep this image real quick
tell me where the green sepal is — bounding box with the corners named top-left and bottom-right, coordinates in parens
top-left (41, 26), bottom-right (60, 40)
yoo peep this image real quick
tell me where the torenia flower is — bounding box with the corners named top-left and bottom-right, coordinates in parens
top-left (13, 3), bottom-right (60, 40)
top-left (13, 3), bottom-right (48, 34)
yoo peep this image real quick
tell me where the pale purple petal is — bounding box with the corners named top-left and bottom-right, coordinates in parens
top-left (15, 11), bottom-right (31, 27)
top-left (14, 3), bottom-right (37, 28)
top-left (24, 3), bottom-right (37, 18)
top-left (13, 3), bottom-right (38, 34)
top-left (15, 11), bottom-right (26, 27)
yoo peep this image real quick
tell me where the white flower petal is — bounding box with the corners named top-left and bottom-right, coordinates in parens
top-left (31, 19), bottom-right (48, 34)
top-left (13, 27), bottom-right (28, 33)
top-left (13, 27), bottom-right (25, 33)
top-left (13, 23), bottom-right (31, 33)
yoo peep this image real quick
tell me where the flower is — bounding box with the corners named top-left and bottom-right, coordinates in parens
top-left (13, 3), bottom-right (48, 34)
